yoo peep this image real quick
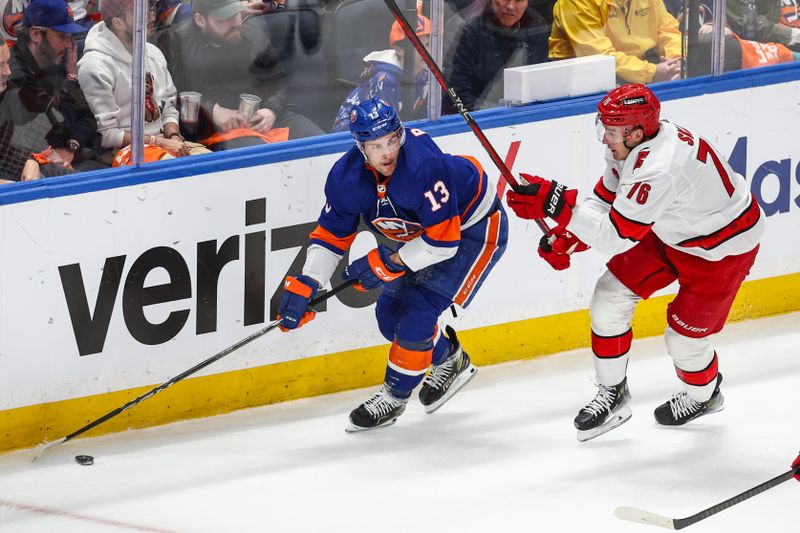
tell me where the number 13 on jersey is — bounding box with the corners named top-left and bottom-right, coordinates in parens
top-left (424, 181), bottom-right (451, 212)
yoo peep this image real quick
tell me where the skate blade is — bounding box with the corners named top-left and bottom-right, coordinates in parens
top-left (576, 405), bottom-right (633, 442)
top-left (424, 364), bottom-right (477, 414)
top-left (345, 417), bottom-right (399, 433)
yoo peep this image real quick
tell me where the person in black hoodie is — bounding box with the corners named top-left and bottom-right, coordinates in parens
top-left (444, 0), bottom-right (549, 112)
top-left (6, 0), bottom-right (101, 171)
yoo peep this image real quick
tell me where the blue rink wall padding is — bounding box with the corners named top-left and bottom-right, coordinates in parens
top-left (2, 62), bottom-right (799, 207)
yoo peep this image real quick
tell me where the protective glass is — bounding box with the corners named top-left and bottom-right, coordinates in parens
top-left (595, 114), bottom-right (628, 143)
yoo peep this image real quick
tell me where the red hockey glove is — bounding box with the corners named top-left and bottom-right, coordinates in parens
top-left (277, 275), bottom-right (318, 332)
top-left (792, 452), bottom-right (800, 481)
top-left (506, 173), bottom-right (578, 227)
top-left (537, 227), bottom-right (589, 271)
top-left (343, 245), bottom-right (406, 291)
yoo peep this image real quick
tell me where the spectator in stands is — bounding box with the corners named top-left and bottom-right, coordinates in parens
top-left (158, 0), bottom-right (323, 142)
top-left (726, 0), bottom-right (800, 49)
top-left (7, 0), bottom-right (100, 171)
top-left (665, 1), bottom-right (800, 73)
top-left (78, 0), bottom-right (193, 161)
top-left (153, 1), bottom-right (287, 38)
top-left (330, 12), bottom-right (432, 132)
top-left (0, 41), bottom-right (42, 183)
top-left (444, 0), bottom-right (550, 111)
top-left (0, 1), bottom-right (93, 55)
top-left (549, 0), bottom-right (683, 84)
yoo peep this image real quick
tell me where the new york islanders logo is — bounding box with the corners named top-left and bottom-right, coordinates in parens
top-left (371, 217), bottom-right (423, 242)
top-left (1, 0), bottom-right (26, 40)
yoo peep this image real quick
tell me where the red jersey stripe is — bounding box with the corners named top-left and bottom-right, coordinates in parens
top-left (593, 177), bottom-right (616, 205)
top-left (677, 195), bottom-right (761, 251)
top-left (609, 208), bottom-right (653, 241)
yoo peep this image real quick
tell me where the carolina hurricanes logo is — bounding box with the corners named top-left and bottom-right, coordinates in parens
top-left (371, 217), bottom-right (423, 242)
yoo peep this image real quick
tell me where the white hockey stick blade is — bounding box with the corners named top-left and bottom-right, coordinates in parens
top-left (31, 437), bottom-right (67, 463)
top-left (615, 506), bottom-right (676, 529)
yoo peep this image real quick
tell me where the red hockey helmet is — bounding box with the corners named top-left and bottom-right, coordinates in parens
top-left (596, 84), bottom-right (661, 141)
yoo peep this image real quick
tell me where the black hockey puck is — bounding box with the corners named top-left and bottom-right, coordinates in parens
top-left (75, 455), bottom-right (94, 466)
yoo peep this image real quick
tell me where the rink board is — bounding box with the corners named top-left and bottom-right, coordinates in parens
top-left (1, 71), bottom-right (800, 452)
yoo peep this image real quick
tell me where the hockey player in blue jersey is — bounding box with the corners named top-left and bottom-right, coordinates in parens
top-left (277, 97), bottom-right (508, 431)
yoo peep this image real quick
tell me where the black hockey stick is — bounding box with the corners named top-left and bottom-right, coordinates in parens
top-left (33, 279), bottom-right (356, 461)
top-left (383, 0), bottom-right (552, 238)
top-left (614, 468), bottom-right (798, 529)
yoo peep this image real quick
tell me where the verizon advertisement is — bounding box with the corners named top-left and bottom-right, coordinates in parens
top-left (1, 82), bottom-right (798, 410)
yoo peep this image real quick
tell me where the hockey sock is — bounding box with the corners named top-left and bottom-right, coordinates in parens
top-left (665, 327), bottom-right (718, 401)
top-left (384, 339), bottom-right (433, 399)
top-left (591, 328), bottom-right (632, 386)
top-left (430, 327), bottom-right (453, 366)
top-left (676, 352), bottom-right (719, 402)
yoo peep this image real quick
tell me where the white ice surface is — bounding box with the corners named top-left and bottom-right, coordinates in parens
top-left (1, 312), bottom-right (798, 533)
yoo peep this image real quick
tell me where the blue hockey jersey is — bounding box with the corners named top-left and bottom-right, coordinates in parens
top-left (303, 129), bottom-right (497, 283)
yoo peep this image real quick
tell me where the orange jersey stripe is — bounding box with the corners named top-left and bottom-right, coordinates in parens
top-left (454, 210), bottom-right (501, 306)
top-left (309, 225), bottom-right (357, 253)
top-left (457, 155), bottom-right (485, 219)
top-left (389, 342), bottom-right (433, 372)
top-left (425, 216), bottom-right (461, 244)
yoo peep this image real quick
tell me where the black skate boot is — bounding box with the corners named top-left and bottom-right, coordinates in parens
top-left (574, 378), bottom-right (632, 442)
top-left (346, 386), bottom-right (408, 432)
top-left (654, 373), bottom-right (724, 426)
top-left (418, 326), bottom-right (477, 414)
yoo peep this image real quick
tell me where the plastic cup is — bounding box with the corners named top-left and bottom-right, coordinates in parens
top-left (238, 94), bottom-right (262, 121)
top-left (179, 91), bottom-right (202, 125)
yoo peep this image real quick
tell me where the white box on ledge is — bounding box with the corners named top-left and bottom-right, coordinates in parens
top-left (503, 55), bottom-right (616, 105)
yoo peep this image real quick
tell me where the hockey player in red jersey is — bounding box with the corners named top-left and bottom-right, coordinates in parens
top-left (277, 97), bottom-right (508, 431)
top-left (793, 453), bottom-right (800, 481)
top-left (506, 84), bottom-right (764, 442)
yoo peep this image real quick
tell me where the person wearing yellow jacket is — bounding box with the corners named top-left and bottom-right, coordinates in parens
top-left (549, 0), bottom-right (682, 83)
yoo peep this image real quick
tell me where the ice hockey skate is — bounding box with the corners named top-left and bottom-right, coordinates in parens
top-left (574, 378), bottom-right (632, 442)
top-left (654, 373), bottom-right (724, 426)
top-left (346, 386), bottom-right (408, 432)
top-left (418, 326), bottom-right (477, 414)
